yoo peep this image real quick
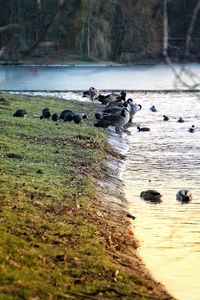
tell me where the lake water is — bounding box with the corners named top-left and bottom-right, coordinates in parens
top-left (1, 63), bottom-right (200, 300)
top-left (122, 91), bottom-right (200, 300)
top-left (0, 63), bottom-right (199, 91)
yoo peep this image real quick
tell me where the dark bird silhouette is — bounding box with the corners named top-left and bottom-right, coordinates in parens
top-left (177, 117), bottom-right (185, 123)
top-left (51, 113), bottom-right (59, 122)
top-left (176, 189), bottom-right (192, 203)
top-left (64, 112), bottom-right (74, 122)
top-left (59, 110), bottom-right (74, 120)
top-left (188, 125), bottom-right (195, 132)
top-left (73, 114), bottom-right (82, 124)
top-left (150, 105), bottom-right (157, 112)
top-left (140, 190), bottom-right (162, 203)
top-left (40, 108), bottom-right (51, 119)
top-left (163, 115), bottom-right (169, 121)
top-left (137, 126), bottom-right (150, 132)
top-left (82, 114), bottom-right (88, 119)
top-left (13, 109), bottom-right (27, 117)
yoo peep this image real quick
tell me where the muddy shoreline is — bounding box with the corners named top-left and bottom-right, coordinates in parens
top-left (97, 133), bottom-right (175, 300)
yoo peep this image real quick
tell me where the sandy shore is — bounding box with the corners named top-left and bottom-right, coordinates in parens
top-left (96, 132), bottom-right (175, 300)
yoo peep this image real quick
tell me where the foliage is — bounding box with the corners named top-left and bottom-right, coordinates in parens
top-left (0, 0), bottom-right (199, 62)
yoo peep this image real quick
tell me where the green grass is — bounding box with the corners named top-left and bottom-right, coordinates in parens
top-left (0, 93), bottom-right (170, 300)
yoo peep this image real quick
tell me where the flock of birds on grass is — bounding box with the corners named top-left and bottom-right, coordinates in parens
top-left (12, 86), bottom-right (194, 204)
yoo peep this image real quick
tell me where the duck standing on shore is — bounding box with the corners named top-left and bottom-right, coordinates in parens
top-left (40, 108), bottom-right (51, 120)
top-left (13, 109), bottom-right (27, 117)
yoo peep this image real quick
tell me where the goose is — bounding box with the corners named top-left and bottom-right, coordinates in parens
top-left (163, 115), bottom-right (169, 121)
top-left (127, 98), bottom-right (142, 120)
top-left (150, 105), bottom-right (157, 112)
top-left (137, 126), bottom-right (150, 132)
top-left (188, 125), bottom-right (195, 133)
top-left (140, 190), bottom-right (162, 203)
top-left (82, 87), bottom-right (100, 103)
top-left (40, 108), bottom-right (51, 119)
top-left (94, 119), bottom-right (112, 129)
top-left (103, 103), bottom-right (127, 115)
top-left (13, 109), bottom-right (27, 117)
top-left (102, 108), bottom-right (130, 133)
top-left (177, 117), bottom-right (185, 123)
top-left (176, 189), bottom-right (192, 203)
top-left (97, 93), bottom-right (118, 105)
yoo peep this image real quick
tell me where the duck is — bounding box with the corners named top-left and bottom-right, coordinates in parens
top-left (73, 114), bottom-right (82, 124)
top-left (176, 189), bottom-right (192, 203)
top-left (40, 108), bottom-right (51, 119)
top-left (51, 113), bottom-right (59, 122)
top-left (64, 111), bottom-right (74, 122)
top-left (59, 109), bottom-right (74, 120)
top-left (140, 190), bottom-right (162, 203)
top-left (163, 115), bottom-right (169, 121)
top-left (13, 109), bottom-right (27, 117)
top-left (102, 108), bottom-right (130, 133)
top-left (150, 105), bottom-right (157, 112)
top-left (137, 126), bottom-right (150, 132)
top-left (177, 117), bottom-right (185, 123)
top-left (188, 125), bottom-right (195, 132)
top-left (82, 87), bottom-right (100, 103)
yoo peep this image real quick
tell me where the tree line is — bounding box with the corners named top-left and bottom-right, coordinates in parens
top-left (0, 0), bottom-right (199, 63)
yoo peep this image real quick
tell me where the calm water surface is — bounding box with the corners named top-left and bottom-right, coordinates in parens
top-left (123, 92), bottom-right (200, 300)
top-left (0, 63), bottom-right (199, 90)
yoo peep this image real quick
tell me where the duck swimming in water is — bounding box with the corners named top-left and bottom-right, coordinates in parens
top-left (188, 125), bottom-right (195, 133)
top-left (163, 115), bottom-right (169, 121)
top-left (140, 190), bottom-right (162, 203)
top-left (177, 117), bottom-right (185, 123)
top-left (150, 105), bottom-right (157, 112)
top-left (176, 189), bottom-right (192, 203)
top-left (137, 126), bottom-right (150, 132)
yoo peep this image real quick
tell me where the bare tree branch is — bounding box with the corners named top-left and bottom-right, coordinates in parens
top-left (185, 0), bottom-right (200, 56)
top-left (21, 1), bottom-right (68, 59)
top-left (163, 0), bottom-right (200, 92)
top-left (0, 24), bottom-right (23, 33)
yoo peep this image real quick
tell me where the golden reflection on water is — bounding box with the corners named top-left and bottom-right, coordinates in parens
top-left (123, 92), bottom-right (200, 300)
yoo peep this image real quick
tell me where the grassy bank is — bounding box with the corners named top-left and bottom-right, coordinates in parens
top-left (0, 94), bottom-right (173, 300)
